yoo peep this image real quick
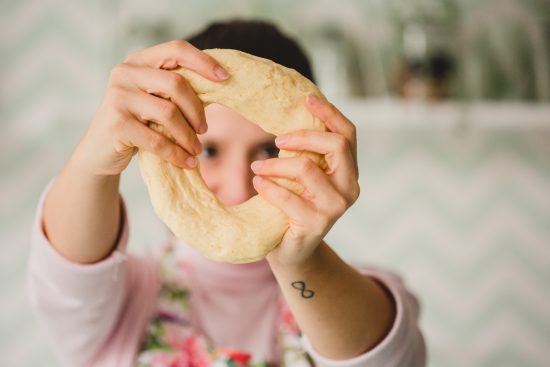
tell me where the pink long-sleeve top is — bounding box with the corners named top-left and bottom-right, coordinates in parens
top-left (27, 185), bottom-right (426, 367)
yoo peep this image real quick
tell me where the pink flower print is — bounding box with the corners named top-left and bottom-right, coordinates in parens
top-left (173, 335), bottom-right (212, 367)
top-left (214, 348), bottom-right (251, 367)
top-left (164, 322), bottom-right (193, 350)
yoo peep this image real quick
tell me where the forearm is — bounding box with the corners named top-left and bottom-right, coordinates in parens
top-left (268, 241), bottom-right (395, 359)
top-left (43, 147), bottom-right (121, 264)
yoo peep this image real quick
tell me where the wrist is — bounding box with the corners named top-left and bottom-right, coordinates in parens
top-left (70, 138), bottom-right (122, 179)
top-left (267, 241), bottom-right (326, 274)
top-left (62, 152), bottom-right (121, 202)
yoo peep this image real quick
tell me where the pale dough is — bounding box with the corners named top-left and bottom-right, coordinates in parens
top-left (138, 48), bottom-right (326, 264)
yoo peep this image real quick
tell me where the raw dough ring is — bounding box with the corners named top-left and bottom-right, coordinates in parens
top-left (138, 49), bottom-right (327, 264)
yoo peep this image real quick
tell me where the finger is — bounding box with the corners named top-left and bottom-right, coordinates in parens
top-left (113, 63), bottom-right (207, 134)
top-left (305, 94), bottom-right (357, 157)
top-left (124, 89), bottom-right (202, 156)
top-left (275, 130), bottom-right (357, 178)
top-left (125, 40), bottom-right (229, 82)
top-left (274, 131), bottom-right (359, 203)
top-left (251, 157), bottom-right (343, 211)
top-left (121, 120), bottom-right (197, 169)
top-left (252, 175), bottom-right (312, 220)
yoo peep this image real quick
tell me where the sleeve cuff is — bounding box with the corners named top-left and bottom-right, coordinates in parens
top-left (28, 179), bottom-right (130, 299)
top-left (301, 269), bottom-right (425, 367)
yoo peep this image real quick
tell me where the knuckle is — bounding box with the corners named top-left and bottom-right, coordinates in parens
top-left (166, 72), bottom-right (185, 91)
top-left (169, 39), bottom-right (190, 51)
top-left (299, 157), bottom-right (316, 174)
top-left (104, 89), bottom-right (129, 121)
top-left (109, 63), bottom-right (128, 83)
top-left (110, 106), bottom-right (127, 126)
top-left (335, 134), bottom-right (348, 152)
top-left (334, 196), bottom-right (348, 215)
top-left (107, 86), bottom-right (126, 101)
top-left (148, 133), bottom-right (165, 152)
top-left (159, 100), bottom-right (179, 121)
top-left (166, 145), bottom-right (183, 163)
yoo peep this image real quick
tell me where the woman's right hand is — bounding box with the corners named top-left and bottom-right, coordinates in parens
top-left (75, 40), bottom-right (229, 176)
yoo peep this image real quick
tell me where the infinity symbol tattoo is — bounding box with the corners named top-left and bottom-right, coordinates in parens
top-left (291, 281), bottom-right (315, 299)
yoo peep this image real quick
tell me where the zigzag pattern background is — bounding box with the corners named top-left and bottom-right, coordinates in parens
top-left (1, 1), bottom-right (550, 366)
top-left (327, 129), bottom-right (550, 367)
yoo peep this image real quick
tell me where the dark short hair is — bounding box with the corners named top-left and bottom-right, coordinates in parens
top-left (186, 19), bottom-right (315, 83)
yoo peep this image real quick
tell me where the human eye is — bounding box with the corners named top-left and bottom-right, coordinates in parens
top-left (258, 143), bottom-right (279, 159)
top-left (200, 144), bottom-right (218, 159)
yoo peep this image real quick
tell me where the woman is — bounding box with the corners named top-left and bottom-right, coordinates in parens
top-left (27, 20), bottom-right (426, 366)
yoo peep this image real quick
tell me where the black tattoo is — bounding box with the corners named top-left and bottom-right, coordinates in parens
top-left (291, 281), bottom-right (315, 299)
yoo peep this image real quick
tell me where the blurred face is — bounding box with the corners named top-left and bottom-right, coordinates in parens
top-left (198, 104), bottom-right (279, 206)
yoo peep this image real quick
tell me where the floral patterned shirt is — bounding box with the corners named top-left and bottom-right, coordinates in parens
top-left (28, 185), bottom-right (425, 367)
top-left (136, 243), bottom-right (312, 367)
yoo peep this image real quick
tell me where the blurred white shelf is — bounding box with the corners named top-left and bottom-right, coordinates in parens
top-left (334, 98), bottom-right (550, 130)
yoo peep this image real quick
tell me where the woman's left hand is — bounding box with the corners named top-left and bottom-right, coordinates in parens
top-left (251, 94), bottom-right (360, 268)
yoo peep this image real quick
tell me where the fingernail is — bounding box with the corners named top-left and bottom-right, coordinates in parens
top-left (275, 135), bottom-right (288, 146)
top-left (251, 160), bottom-right (263, 171)
top-left (307, 94), bottom-right (320, 106)
top-left (199, 122), bottom-right (208, 134)
top-left (186, 157), bottom-right (196, 167)
top-left (194, 140), bottom-right (202, 154)
top-left (215, 66), bottom-right (229, 80)
top-left (252, 176), bottom-right (263, 186)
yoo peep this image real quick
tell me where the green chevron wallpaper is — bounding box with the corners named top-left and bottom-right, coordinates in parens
top-left (1, 1), bottom-right (549, 366)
